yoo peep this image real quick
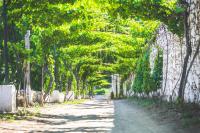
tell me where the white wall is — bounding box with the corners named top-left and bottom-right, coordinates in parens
top-left (45, 90), bottom-right (65, 103)
top-left (0, 85), bottom-right (16, 113)
top-left (149, 0), bottom-right (200, 102)
top-left (131, 0), bottom-right (200, 103)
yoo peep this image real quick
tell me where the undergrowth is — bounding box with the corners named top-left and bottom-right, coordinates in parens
top-left (64, 99), bottom-right (87, 105)
top-left (129, 96), bottom-right (200, 128)
top-left (0, 108), bottom-right (40, 121)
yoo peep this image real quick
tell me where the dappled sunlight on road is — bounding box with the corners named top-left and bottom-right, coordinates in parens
top-left (0, 98), bottom-right (193, 133)
top-left (0, 97), bottom-right (115, 133)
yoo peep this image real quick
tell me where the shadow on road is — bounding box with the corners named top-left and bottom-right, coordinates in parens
top-left (25, 99), bottom-right (115, 132)
top-left (1, 98), bottom-right (199, 133)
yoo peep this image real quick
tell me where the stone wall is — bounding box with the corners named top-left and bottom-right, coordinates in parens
top-left (185, 0), bottom-right (200, 102)
top-left (149, 0), bottom-right (200, 103)
top-left (151, 25), bottom-right (184, 101)
top-left (45, 90), bottom-right (65, 103)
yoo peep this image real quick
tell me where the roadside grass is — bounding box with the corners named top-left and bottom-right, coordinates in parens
top-left (129, 96), bottom-right (200, 128)
top-left (0, 99), bottom-right (87, 121)
top-left (0, 107), bottom-right (40, 121)
top-left (180, 104), bottom-right (200, 127)
top-left (0, 113), bottom-right (16, 121)
top-left (64, 99), bottom-right (87, 104)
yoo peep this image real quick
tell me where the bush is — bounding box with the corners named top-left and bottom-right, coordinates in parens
top-left (152, 48), bottom-right (163, 91)
top-left (94, 89), bottom-right (106, 95)
top-left (132, 48), bottom-right (163, 94)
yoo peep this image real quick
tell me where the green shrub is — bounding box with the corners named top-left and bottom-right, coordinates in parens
top-left (132, 48), bottom-right (163, 94)
top-left (94, 88), bottom-right (110, 95)
top-left (152, 48), bottom-right (163, 91)
top-left (94, 89), bottom-right (106, 95)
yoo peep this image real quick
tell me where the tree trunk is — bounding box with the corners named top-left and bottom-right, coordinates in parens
top-left (178, 9), bottom-right (192, 102)
top-left (54, 60), bottom-right (59, 91)
top-left (76, 78), bottom-right (80, 97)
top-left (74, 73), bottom-right (81, 98)
top-left (41, 66), bottom-right (44, 105)
top-left (82, 80), bottom-right (86, 98)
top-left (120, 81), bottom-right (124, 98)
top-left (59, 75), bottom-right (63, 92)
top-left (67, 77), bottom-right (72, 91)
top-left (2, 0), bottom-right (9, 83)
top-left (64, 77), bottom-right (73, 101)
top-left (44, 65), bottom-right (54, 100)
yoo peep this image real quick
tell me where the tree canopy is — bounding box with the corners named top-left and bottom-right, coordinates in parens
top-left (0, 0), bottom-right (184, 97)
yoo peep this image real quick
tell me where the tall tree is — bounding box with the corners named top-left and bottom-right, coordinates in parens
top-left (2, 0), bottom-right (9, 83)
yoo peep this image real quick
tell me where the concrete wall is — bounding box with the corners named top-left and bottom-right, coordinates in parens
top-left (0, 85), bottom-right (16, 113)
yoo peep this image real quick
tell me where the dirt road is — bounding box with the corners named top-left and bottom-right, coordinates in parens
top-left (0, 97), bottom-right (189, 133)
